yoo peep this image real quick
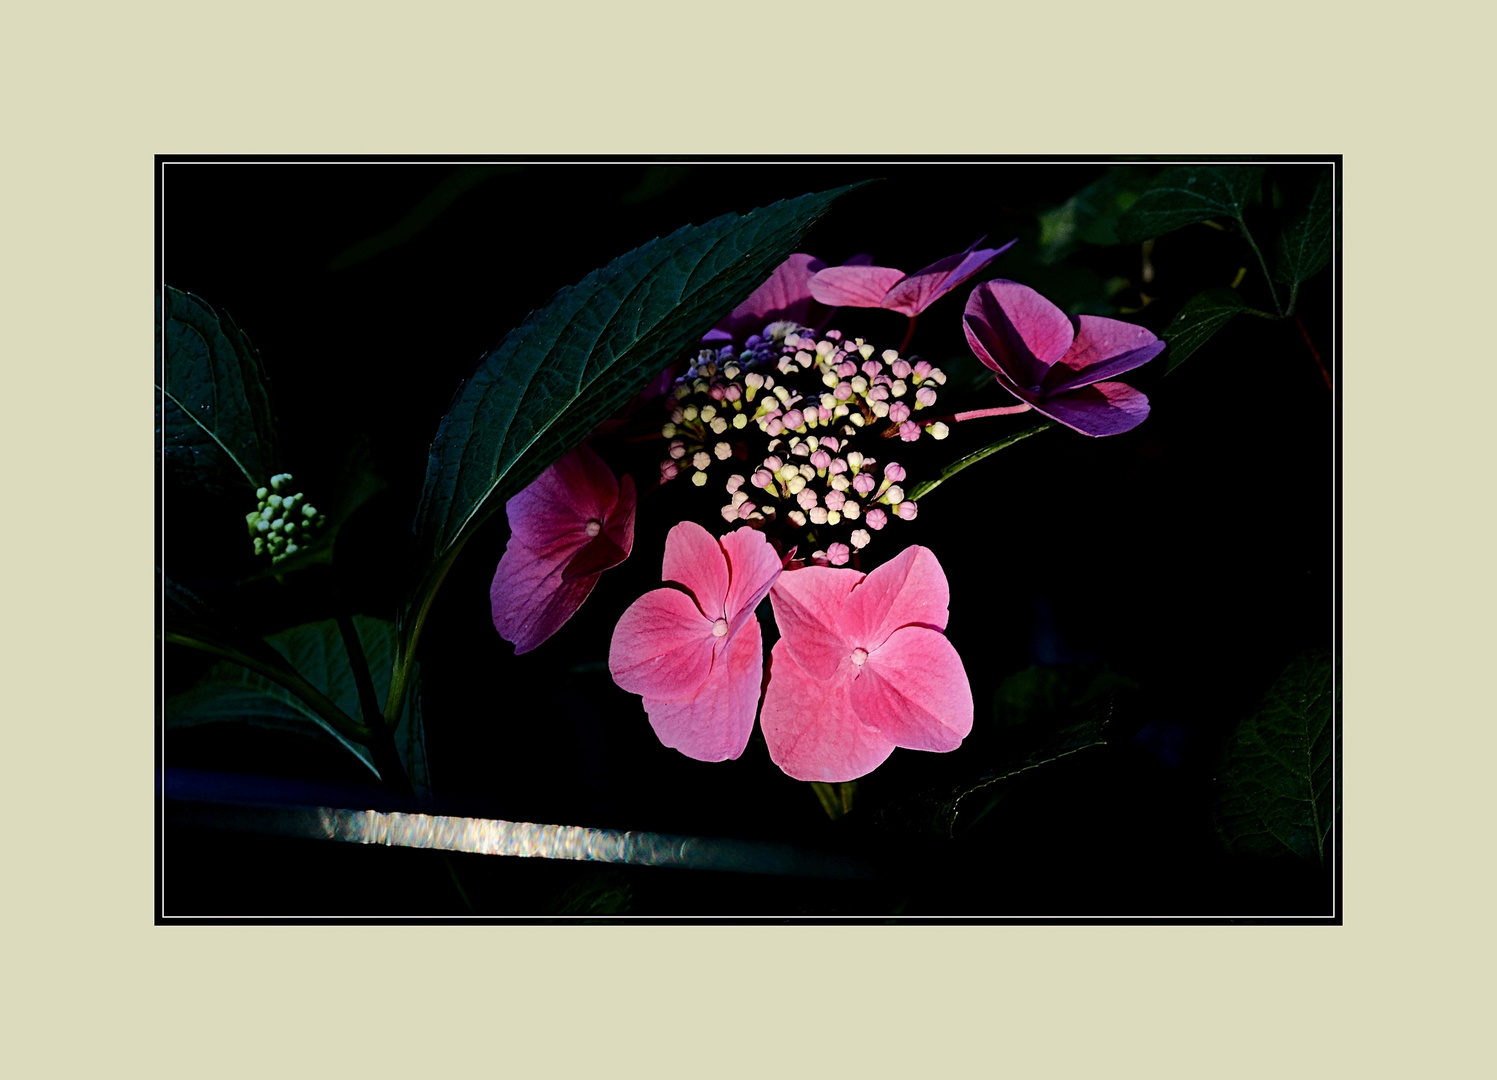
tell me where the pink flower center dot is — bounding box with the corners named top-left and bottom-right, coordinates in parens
top-left (712, 618), bottom-right (729, 638)
top-left (584, 519), bottom-right (602, 538)
top-left (851, 647), bottom-right (869, 667)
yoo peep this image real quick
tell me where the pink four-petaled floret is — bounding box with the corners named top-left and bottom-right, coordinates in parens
top-left (760, 545), bottom-right (974, 782)
top-left (608, 523), bottom-right (783, 762)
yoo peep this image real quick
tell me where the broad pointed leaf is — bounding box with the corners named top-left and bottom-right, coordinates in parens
top-left (158, 287), bottom-right (280, 493)
top-left (1114, 166), bottom-right (1264, 245)
top-left (1036, 168), bottom-right (1147, 264)
top-left (1273, 168), bottom-right (1334, 286)
top-left (167, 616), bottom-right (431, 797)
top-left (1161, 287), bottom-right (1258, 373)
top-left (1214, 651), bottom-right (1335, 862)
top-left (412, 184), bottom-right (863, 574)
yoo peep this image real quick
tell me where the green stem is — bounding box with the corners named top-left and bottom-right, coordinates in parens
top-left (384, 544), bottom-right (462, 728)
top-left (907, 420), bottom-right (1055, 502)
top-left (1236, 215), bottom-right (1282, 316)
top-left (165, 631), bottom-right (370, 745)
top-left (336, 611), bottom-right (413, 797)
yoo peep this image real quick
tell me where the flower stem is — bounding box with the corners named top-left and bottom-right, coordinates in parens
top-left (899, 315), bottom-right (918, 353)
top-left (908, 420), bottom-right (1055, 502)
top-left (1295, 314), bottom-right (1332, 391)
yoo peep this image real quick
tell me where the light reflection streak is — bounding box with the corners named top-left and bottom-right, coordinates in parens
top-left (170, 796), bottom-right (871, 879)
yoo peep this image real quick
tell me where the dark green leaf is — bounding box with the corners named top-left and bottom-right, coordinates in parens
top-left (1214, 651), bottom-right (1335, 862)
top-left (1273, 168), bottom-right (1334, 286)
top-left (1036, 169), bottom-right (1147, 263)
top-left (167, 616), bottom-right (430, 797)
top-left (158, 287), bottom-right (280, 494)
top-left (412, 184), bottom-right (864, 574)
top-left (1161, 288), bottom-right (1256, 373)
top-left (1114, 166), bottom-right (1264, 245)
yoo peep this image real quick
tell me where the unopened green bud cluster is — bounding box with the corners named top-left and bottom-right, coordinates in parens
top-left (245, 473), bottom-right (327, 563)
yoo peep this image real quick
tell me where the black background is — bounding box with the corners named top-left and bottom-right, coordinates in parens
top-left (161, 159), bottom-right (1336, 919)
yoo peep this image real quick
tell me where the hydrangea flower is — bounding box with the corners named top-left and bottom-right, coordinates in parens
top-left (609, 523), bottom-right (783, 762)
top-left (808, 238), bottom-right (1016, 317)
top-left (490, 443), bottom-right (636, 654)
top-left (760, 545), bottom-right (973, 781)
top-left (963, 280), bottom-right (1164, 437)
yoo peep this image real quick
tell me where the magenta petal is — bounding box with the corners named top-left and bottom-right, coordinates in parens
top-left (852, 626), bottom-right (973, 752)
top-left (1042, 315), bottom-right (1165, 395)
top-left (505, 444), bottom-right (620, 552)
top-left (719, 526), bottom-right (782, 634)
top-left (660, 520), bottom-right (730, 620)
top-left (608, 587), bottom-right (715, 701)
top-left (880, 238), bottom-right (1014, 316)
top-left (768, 566), bottom-right (863, 680)
top-left (491, 542), bottom-right (602, 655)
top-left (716, 253), bottom-right (826, 339)
top-left (807, 265), bottom-right (909, 309)
top-left (1033, 381), bottom-right (1151, 437)
top-left (964, 280), bottom-right (1075, 386)
top-left (642, 617), bottom-right (763, 762)
top-left (760, 639), bottom-right (896, 782)
top-left (843, 545), bottom-right (950, 649)
top-left (562, 532), bottom-right (629, 582)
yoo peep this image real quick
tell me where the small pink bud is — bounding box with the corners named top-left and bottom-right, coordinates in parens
top-left (726, 474), bottom-right (745, 494)
top-left (763, 455), bottom-right (783, 471)
top-left (916, 386), bottom-right (938, 407)
top-left (826, 543), bottom-right (851, 566)
top-left (721, 503), bottom-right (741, 522)
top-left (837, 359), bottom-right (858, 378)
top-left (709, 384), bottom-right (726, 401)
top-left (669, 439), bottom-right (686, 460)
top-left (883, 462), bottom-right (906, 482)
top-left (724, 383), bottom-right (742, 401)
top-left (850, 529), bottom-right (871, 550)
top-left (898, 421), bottom-right (920, 442)
top-left (825, 489), bottom-right (846, 511)
top-left (865, 508), bottom-right (888, 530)
top-left (820, 437), bottom-right (840, 452)
top-left (808, 506), bottom-right (828, 525)
top-left (739, 500), bottom-right (758, 520)
top-left (853, 472), bottom-right (876, 495)
top-left (828, 457), bottom-right (848, 475)
top-left (861, 360), bottom-right (882, 379)
top-left (888, 402), bottom-right (912, 423)
top-left (692, 451), bottom-right (711, 470)
top-left (890, 359), bottom-right (912, 378)
top-left (898, 500), bottom-right (918, 521)
top-left (751, 469), bottom-right (773, 488)
top-left (796, 488), bottom-right (818, 510)
top-left (818, 405), bottom-right (832, 421)
top-left (783, 409), bottom-right (804, 429)
top-left (834, 381), bottom-right (853, 401)
top-left (913, 360), bottom-right (933, 379)
top-left (811, 450), bottom-right (832, 470)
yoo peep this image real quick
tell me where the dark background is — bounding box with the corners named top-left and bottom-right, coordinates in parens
top-left (160, 159), bottom-right (1336, 919)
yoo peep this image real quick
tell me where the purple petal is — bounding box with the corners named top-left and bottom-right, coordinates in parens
top-left (1041, 315), bottom-right (1165, 395)
top-left (1033, 380), bottom-right (1151, 437)
top-left (491, 542), bottom-right (602, 655)
top-left (964, 281), bottom-right (1075, 387)
top-left (505, 443), bottom-right (622, 553)
top-left (880, 238), bottom-right (1016, 316)
top-left (711, 253), bottom-right (826, 341)
top-left (807, 265), bottom-right (909, 309)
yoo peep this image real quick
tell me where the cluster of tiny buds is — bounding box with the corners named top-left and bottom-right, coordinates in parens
top-left (659, 324), bottom-right (939, 561)
top-left (244, 473), bottom-right (327, 563)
